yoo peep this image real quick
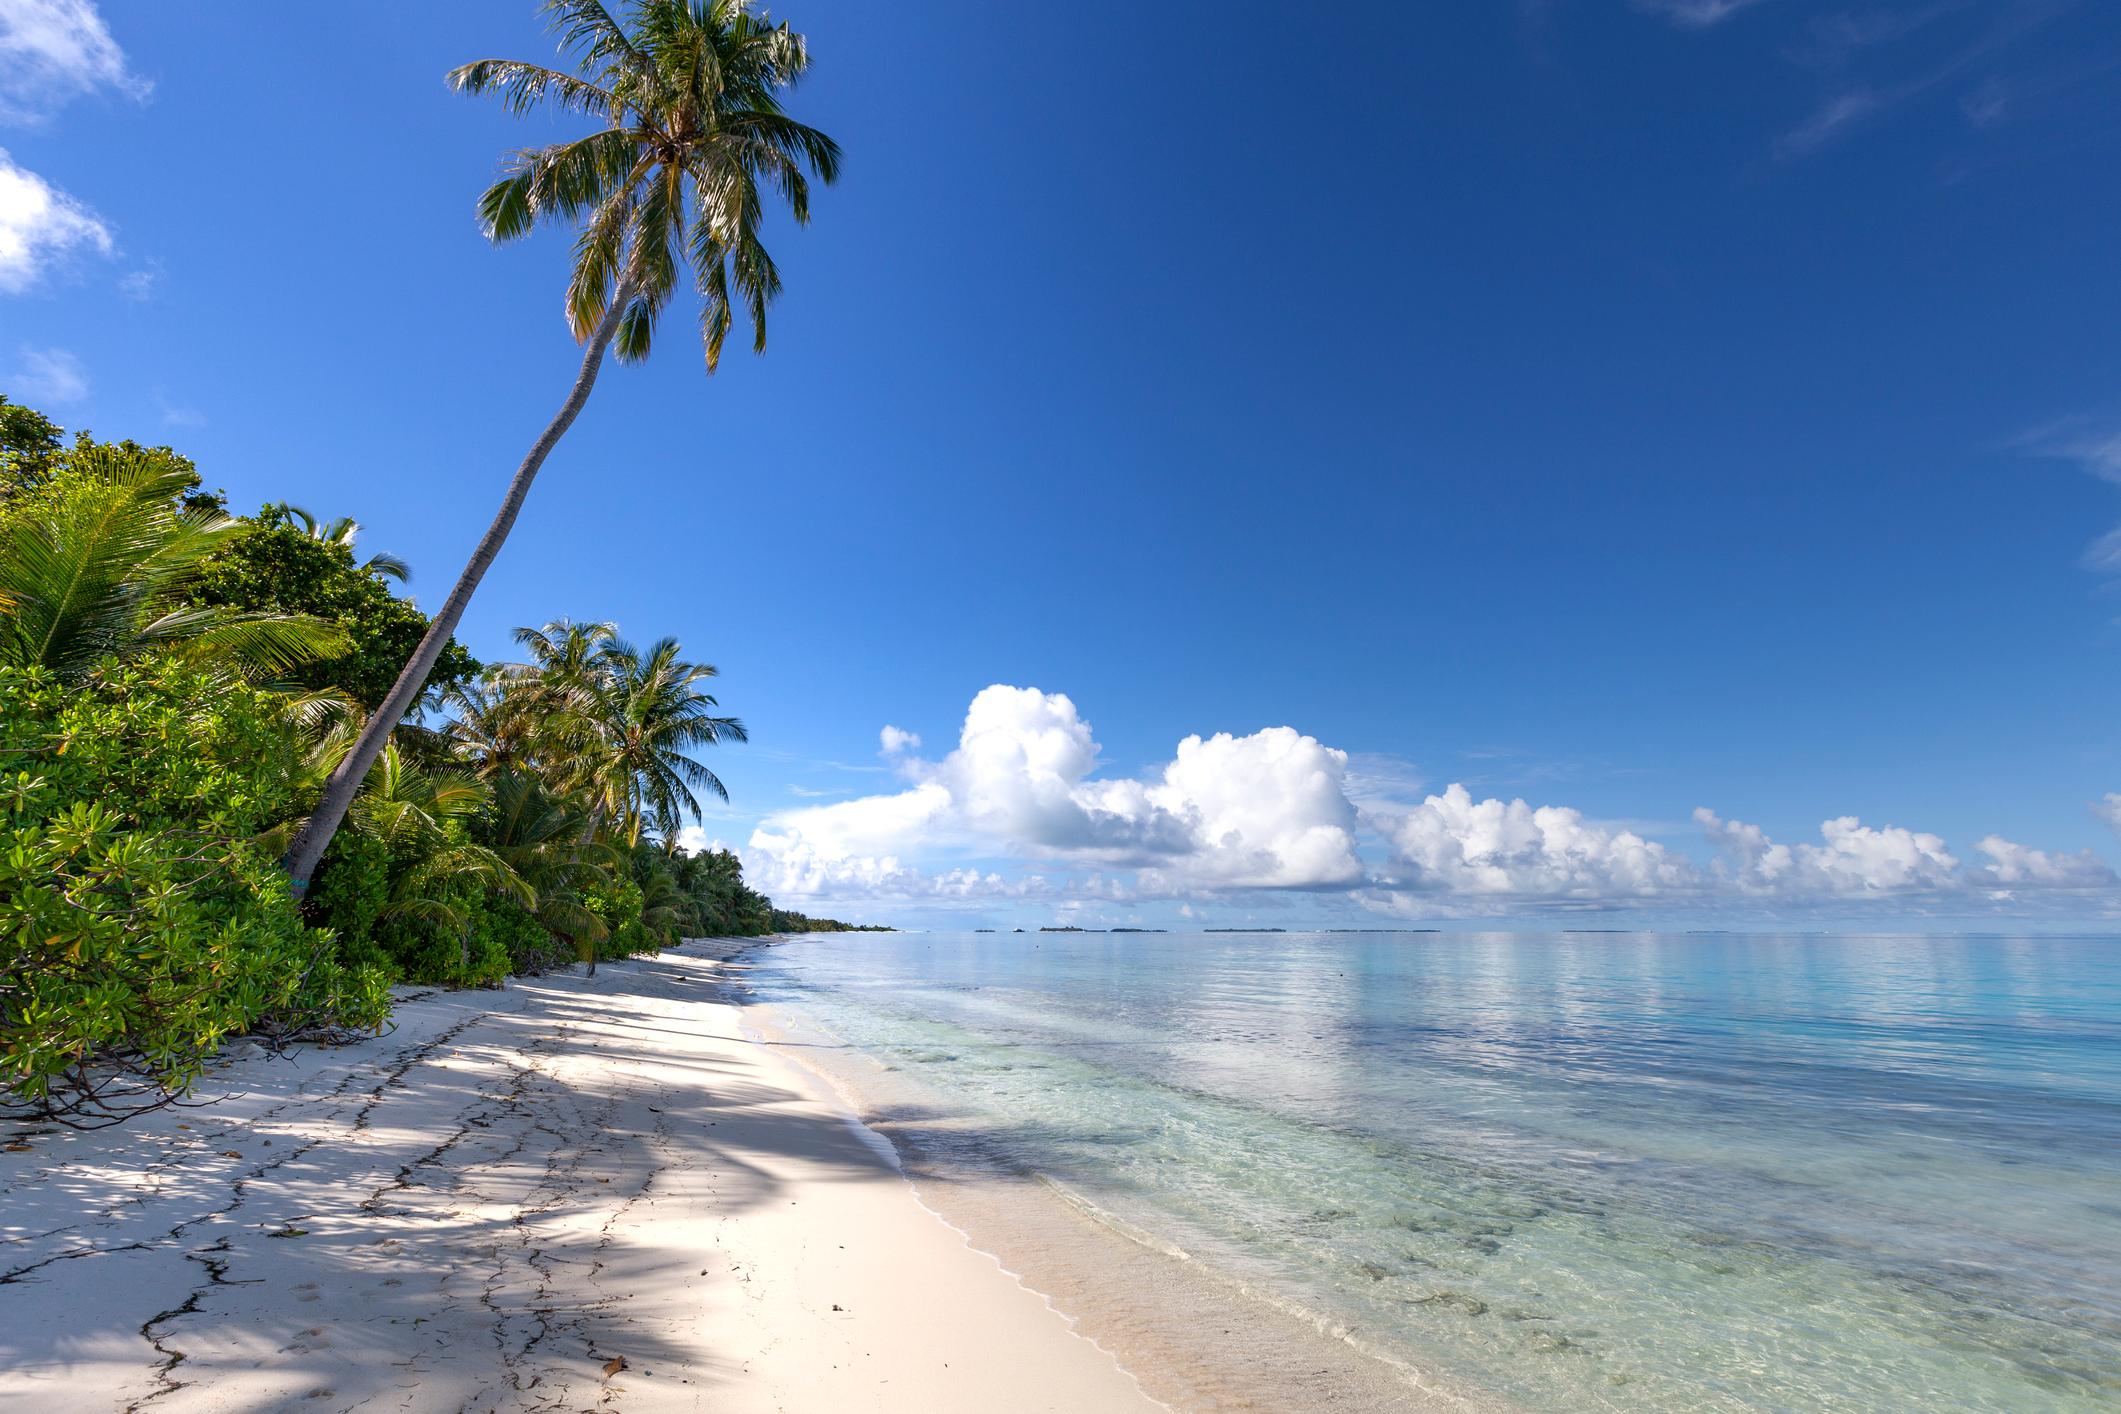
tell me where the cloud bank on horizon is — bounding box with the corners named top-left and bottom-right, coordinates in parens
top-left (740, 684), bottom-right (2120, 922)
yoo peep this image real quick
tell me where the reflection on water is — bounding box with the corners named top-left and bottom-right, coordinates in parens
top-left (745, 932), bottom-right (2121, 1412)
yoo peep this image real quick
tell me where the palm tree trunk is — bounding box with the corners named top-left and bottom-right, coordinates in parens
top-left (578, 802), bottom-right (603, 977)
top-left (283, 284), bottom-right (637, 893)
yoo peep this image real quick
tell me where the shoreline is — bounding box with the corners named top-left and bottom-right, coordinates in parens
top-left (731, 943), bottom-right (1499, 1414)
top-left (0, 940), bottom-right (1162, 1412)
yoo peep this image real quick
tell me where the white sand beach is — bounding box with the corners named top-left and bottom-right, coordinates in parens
top-left (0, 942), bottom-right (1162, 1413)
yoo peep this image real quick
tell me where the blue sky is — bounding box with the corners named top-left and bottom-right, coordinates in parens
top-left (6, 0), bottom-right (2121, 929)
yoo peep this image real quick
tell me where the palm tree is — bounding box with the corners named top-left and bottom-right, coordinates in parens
top-left (281, 0), bottom-right (838, 893)
top-left (267, 502), bottom-right (412, 583)
top-left (0, 446), bottom-right (346, 681)
top-left (482, 768), bottom-right (615, 971)
top-left (575, 635), bottom-right (746, 844)
top-left (440, 671), bottom-right (546, 780)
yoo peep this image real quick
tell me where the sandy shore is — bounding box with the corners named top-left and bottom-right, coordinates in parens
top-left (0, 942), bottom-right (1162, 1413)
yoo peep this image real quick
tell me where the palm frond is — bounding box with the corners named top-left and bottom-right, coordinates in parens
top-left (446, 58), bottom-right (621, 118)
top-left (451, 0), bottom-right (838, 360)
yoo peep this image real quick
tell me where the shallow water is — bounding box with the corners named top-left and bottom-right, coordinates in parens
top-left (742, 931), bottom-right (2121, 1412)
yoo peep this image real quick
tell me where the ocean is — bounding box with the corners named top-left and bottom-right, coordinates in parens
top-left (738, 931), bottom-right (2121, 1412)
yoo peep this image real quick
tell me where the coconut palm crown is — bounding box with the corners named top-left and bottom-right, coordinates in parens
top-left (449, 0), bottom-right (843, 369)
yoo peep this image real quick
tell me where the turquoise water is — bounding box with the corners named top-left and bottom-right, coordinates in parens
top-left (744, 932), bottom-right (2121, 1412)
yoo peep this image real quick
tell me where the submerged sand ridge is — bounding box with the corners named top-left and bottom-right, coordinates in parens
top-left (0, 943), bottom-right (1162, 1412)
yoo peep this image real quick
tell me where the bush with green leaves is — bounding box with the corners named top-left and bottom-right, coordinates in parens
top-left (582, 872), bottom-right (654, 961)
top-left (192, 505), bottom-right (479, 711)
top-left (0, 659), bottom-right (389, 1125)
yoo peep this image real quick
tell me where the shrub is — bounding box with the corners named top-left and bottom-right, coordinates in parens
top-left (305, 828), bottom-right (394, 975)
top-left (583, 873), bottom-right (655, 961)
top-left (368, 871), bottom-right (513, 989)
top-left (0, 659), bottom-right (389, 1125)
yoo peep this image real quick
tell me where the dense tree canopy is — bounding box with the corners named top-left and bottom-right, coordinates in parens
top-left (192, 504), bottom-right (480, 710)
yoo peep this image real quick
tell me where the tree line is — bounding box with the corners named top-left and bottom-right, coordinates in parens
top-left (0, 398), bottom-right (875, 1129)
top-left (2, 0), bottom-right (857, 1128)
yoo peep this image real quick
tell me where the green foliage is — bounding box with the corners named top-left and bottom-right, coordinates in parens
top-left (372, 875), bottom-right (514, 989)
top-left (501, 623), bottom-right (744, 843)
top-left (447, 0), bottom-right (840, 369)
top-left (0, 659), bottom-right (389, 1124)
top-left (0, 395), bottom-right (64, 502)
top-left (770, 908), bottom-right (892, 933)
top-left (193, 505), bottom-right (478, 711)
top-left (0, 445), bottom-right (346, 683)
top-left (671, 845), bottom-right (774, 936)
top-left (0, 391), bottom-right (880, 1124)
top-left (308, 743), bottom-right (531, 988)
top-left (305, 829), bottom-right (393, 974)
top-left (582, 872), bottom-right (653, 960)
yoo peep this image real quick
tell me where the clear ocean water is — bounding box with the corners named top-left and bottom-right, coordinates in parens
top-left (743, 931), bottom-right (2121, 1412)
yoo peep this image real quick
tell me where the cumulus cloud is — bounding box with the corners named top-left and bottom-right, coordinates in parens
top-left (0, 0), bottom-right (146, 123)
top-left (2095, 794), bottom-right (2121, 836)
top-left (9, 344), bottom-right (85, 402)
top-left (0, 149), bottom-right (110, 292)
top-left (1965, 837), bottom-right (2116, 890)
top-left (1374, 784), bottom-right (1696, 899)
top-left (1697, 808), bottom-right (1966, 894)
top-left (745, 686), bottom-right (1362, 900)
top-left (741, 835), bottom-right (1046, 902)
top-left (738, 685), bottom-right (2119, 916)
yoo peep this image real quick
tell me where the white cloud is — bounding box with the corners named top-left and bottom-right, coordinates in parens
top-left (739, 685), bottom-right (2120, 916)
top-left (2021, 417), bottom-right (2121, 572)
top-left (2085, 527), bottom-right (2121, 575)
top-left (746, 685), bottom-right (1363, 900)
top-left (1374, 783), bottom-right (1696, 899)
top-left (0, 0), bottom-right (146, 124)
top-left (1342, 751), bottom-right (1428, 810)
top-left (153, 391), bottom-right (204, 428)
top-left (674, 824), bottom-right (727, 855)
top-left (2095, 794), bottom-right (2121, 836)
top-left (879, 724), bottom-right (921, 755)
top-left (0, 148), bottom-right (110, 292)
top-left (1133, 726), bottom-right (1365, 890)
top-left (2022, 417), bottom-right (2121, 484)
top-left (1966, 836), bottom-right (2115, 890)
top-left (10, 343), bottom-right (85, 402)
top-left (1775, 89), bottom-right (1884, 159)
top-left (117, 263), bottom-right (158, 301)
top-left (1697, 808), bottom-right (1961, 894)
top-left (754, 780), bottom-right (953, 865)
top-left (740, 828), bottom-right (1048, 902)
top-left (1633, 0), bottom-right (1772, 29)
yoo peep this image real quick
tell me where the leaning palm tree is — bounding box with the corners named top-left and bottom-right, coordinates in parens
top-left (281, 0), bottom-right (838, 892)
top-left (0, 446), bottom-right (346, 681)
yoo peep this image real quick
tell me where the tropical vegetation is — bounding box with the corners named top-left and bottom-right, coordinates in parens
top-left (285, 0), bottom-right (840, 892)
top-left (0, 398), bottom-right (873, 1129)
